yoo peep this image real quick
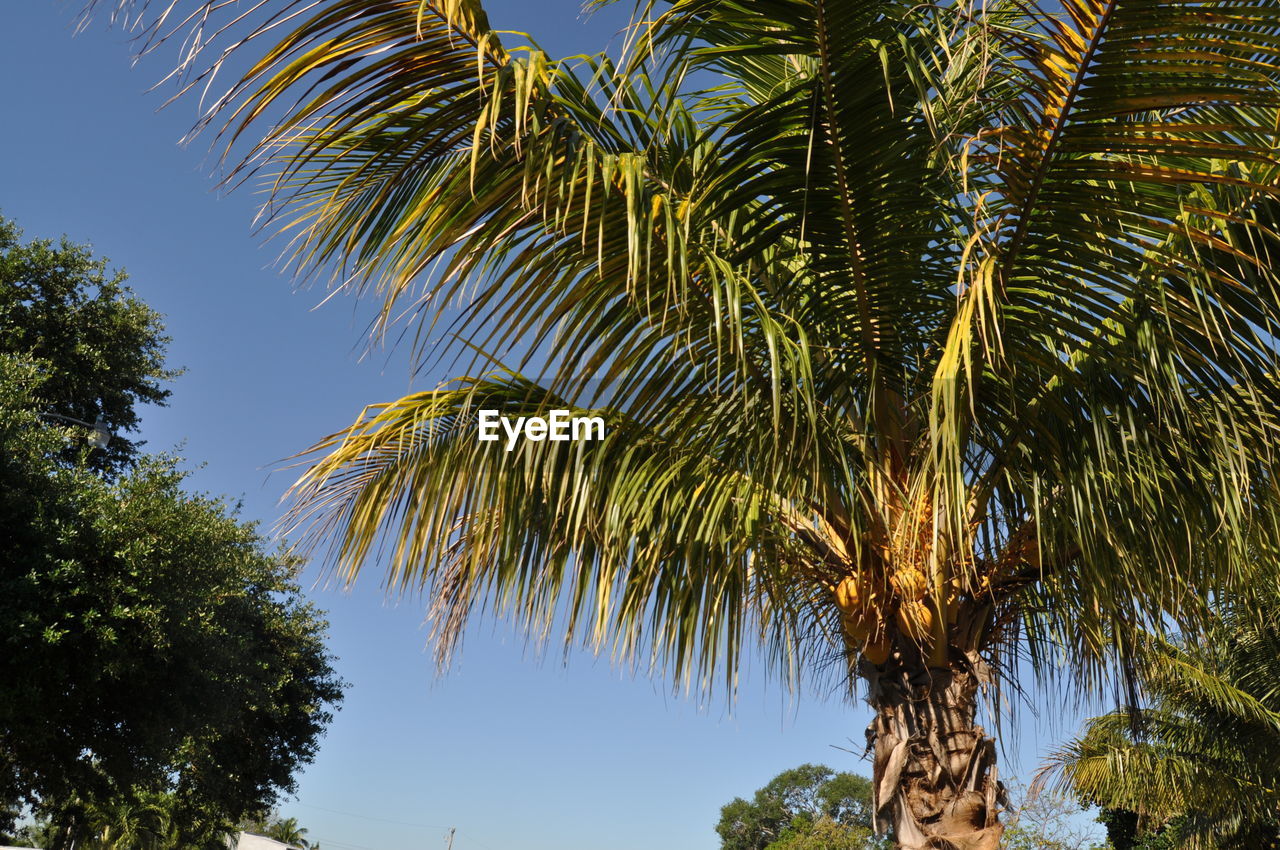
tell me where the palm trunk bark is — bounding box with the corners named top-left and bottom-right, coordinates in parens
top-left (863, 648), bottom-right (1003, 850)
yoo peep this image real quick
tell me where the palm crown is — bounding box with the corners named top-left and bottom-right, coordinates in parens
top-left (85, 0), bottom-right (1280, 846)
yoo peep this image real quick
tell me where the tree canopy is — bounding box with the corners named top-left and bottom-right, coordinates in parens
top-left (999, 782), bottom-right (1106, 850)
top-left (0, 222), bottom-right (344, 848)
top-left (716, 764), bottom-right (879, 850)
top-left (0, 216), bottom-right (175, 474)
top-left (5, 788), bottom-right (236, 850)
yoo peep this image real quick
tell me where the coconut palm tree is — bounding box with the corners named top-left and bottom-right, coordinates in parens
top-left (1047, 579), bottom-right (1280, 848)
top-left (81, 0), bottom-right (1280, 846)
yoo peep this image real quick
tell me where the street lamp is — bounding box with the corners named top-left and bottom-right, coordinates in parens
top-left (42, 412), bottom-right (113, 450)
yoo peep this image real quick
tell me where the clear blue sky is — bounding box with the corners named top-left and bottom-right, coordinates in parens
top-left (0, 5), bottom-right (1100, 849)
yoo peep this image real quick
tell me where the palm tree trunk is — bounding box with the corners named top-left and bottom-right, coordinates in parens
top-left (864, 649), bottom-right (1003, 850)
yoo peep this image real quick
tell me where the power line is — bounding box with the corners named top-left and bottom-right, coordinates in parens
top-left (308, 836), bottom-right (382, 850)
top-left (452, 829), bottom-right (501, 850)
top-left (292, 803), bottom-right (501, 850)
top-left (291, 802), bottom-right (451, 831)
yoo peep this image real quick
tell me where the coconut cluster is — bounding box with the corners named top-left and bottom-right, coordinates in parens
top-left (831, 565), bottom-right (937, 664)
top-left (827, 491), bottom-right (973, 665)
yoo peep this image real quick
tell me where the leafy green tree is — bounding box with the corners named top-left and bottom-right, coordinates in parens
top-left (0, 216), bottom-right (176, 474)
top-left (1096, 809), bottom-right (1183, 850)
top-left (0, 317), bottom-right (343, 845)
top-left (80, 1), bottom-right (1280, 846)
top-left (72, 792), bottom-right (171, 850)
top-left (716, 764), bottom-right (878, 850)
top-left (1, 814), bottom-right (56, 850)
top-left (1049, 580), bottom-right (1280, 849)
top-left (768, 816), bottom-right (876, 850)
top-left (11, 789), bottom-right (238, 850)
top-left (0, 395), bottom-right (344, 845)
top-left (0, 799), bottom-right (25, 845)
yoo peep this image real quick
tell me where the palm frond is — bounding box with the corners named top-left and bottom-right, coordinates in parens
top-left (1046, 582), bottom-right (1280, 846)
top-left (283, 371), bottom-right (865, 692)
top-left (73, 0), bottom-right (1280, 709)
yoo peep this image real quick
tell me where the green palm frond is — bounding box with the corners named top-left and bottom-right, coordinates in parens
top-left (1047, 583), bottom-right (1280, 847)
top-left (284, 371), bottom-right (862, 692)
top-left (76, 0), bottom-right (1280, 704)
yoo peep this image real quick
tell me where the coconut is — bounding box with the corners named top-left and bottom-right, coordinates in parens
top-left (863, 635), bottom-right (892, 666)
top-left (840, 610), bottom-right (874, 644)
top-left (895, 599), bottom-right (934, 643)
top-left (833, 575), bottom-right (862, 612)
top-left (891, 565), bottom-right (928, 601)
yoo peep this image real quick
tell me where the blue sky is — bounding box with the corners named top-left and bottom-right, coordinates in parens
top-left (1, 5), bottom-right (1099, 849)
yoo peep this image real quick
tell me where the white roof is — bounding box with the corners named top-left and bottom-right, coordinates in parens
top-left (233, 833), bottom-right (300, 850)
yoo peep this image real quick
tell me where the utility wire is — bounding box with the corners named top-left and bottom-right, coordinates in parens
top-left (292, 801), bottom-right (502, 850)
top-left (291, 802), bottom-right (451, 831)
top-left (308, 836), bottom-right (382, 850)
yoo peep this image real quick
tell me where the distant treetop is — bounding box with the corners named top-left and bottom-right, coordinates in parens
top-left (0, 215), bottom-right (177, 475)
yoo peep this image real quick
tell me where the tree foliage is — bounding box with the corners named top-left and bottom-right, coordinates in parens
top-left (261, 815), bottom-right (310, 849)
top-left (0, 222), bottom-right (344, 846)
top-left (74, 0), bottom-right (1280, 693)
top-left (999, 781), bottom-right (1105, 850)
top-left (767, 815), bottom-right (877, 850)
top-left (235, 812), bottom-right (314, 849)
top-left (0, 357), bottom-right (343, 844)
top-left (0, 216), bottom-right (175, 474)
top-left (6, 788), bottom-right (257, 850)
top-left (716, 764), bottom-right (880, 850)
top-left (1097, 809), bottom-right (1185, 850)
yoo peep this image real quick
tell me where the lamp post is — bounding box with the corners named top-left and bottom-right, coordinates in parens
top-left (42, 412), bottom-right (113, 450)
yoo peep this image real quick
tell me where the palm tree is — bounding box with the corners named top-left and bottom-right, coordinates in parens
top-left (265, 816), bottom-right (309, 850)
top-left (1047, 580), bottom-right (1280, 848)
top-left (40, 793), bottom-right (170, 850)
top-left (81, 1), bottom-right (1280, 846)
top-left (87, 795), bottom-right (171, 850)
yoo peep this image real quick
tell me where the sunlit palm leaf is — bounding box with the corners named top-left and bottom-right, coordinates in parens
top-left (284, 371), bottom-right (864, 691)
top-left (71, 0), bottom-right (1280, 842)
